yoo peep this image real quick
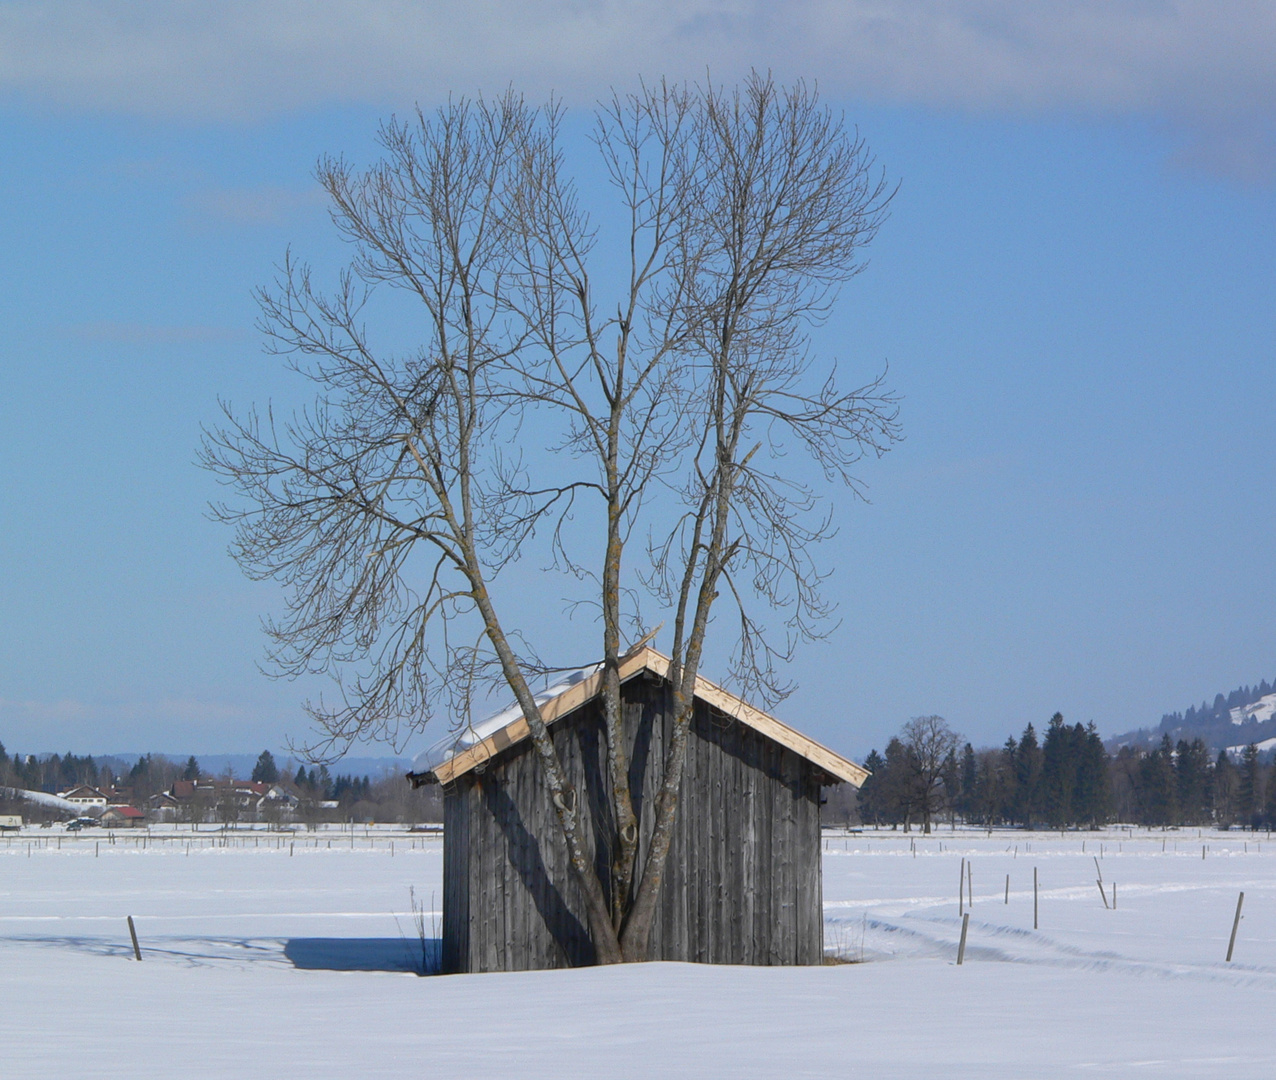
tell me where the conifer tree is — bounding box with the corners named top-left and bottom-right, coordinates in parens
top-left (880, 737), bottom-right (914, 830)
top-left (1137, 735), bottom-right (1178, 826)
top-left (1074, 723), bottom-right (1110, 827)
top-left (941, 748), bottom-right (960, 827)
top-left (252, 750), bottom-right (279, 785)
top-left (1213, 750), bottom-right (1237, 827)
top-left (959, 743), bottom-right (977, 822)
top-left (1238, 744), bottom-right (1260, 828)
top-left (1014, 724), bottom-right (1043, 827)
top-left (1040, 713), bottom-right (1077, 827)
top-left (999, 736), bottom-right (1020, 824)
top-left (1174, 738), bottom-right (1210, 825)
top-left (1263, 762), bottom-right (1276, 829)
top-left (856, 749), bottom-right (885, 826)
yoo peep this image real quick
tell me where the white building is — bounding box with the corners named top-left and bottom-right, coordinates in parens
top-left (57, 785), bottom-right (109, 808)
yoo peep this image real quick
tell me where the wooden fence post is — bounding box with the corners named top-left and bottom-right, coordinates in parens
top-left (127, 916), bottom-right (142, 961)
top-left (959, 858), bottom-right (965, 916)
top-left (1004, 873), bottom-right (1009, 904)
top-left (956, 912), bottom-right (970, 965)
top-left (967, 860), bottom-right (973, 907)
top-left (1033, 867), bottom-right (1039, 929)
top-left (1226, 892), bottom-right (1245, 962)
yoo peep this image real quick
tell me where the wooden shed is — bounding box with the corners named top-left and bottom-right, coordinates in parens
top-left (412, 646), bottom-right (866, 973)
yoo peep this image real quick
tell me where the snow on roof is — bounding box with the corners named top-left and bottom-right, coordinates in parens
top-left (412, 664), bottom-right (601, 775)
top-left (58, 785), bottom-right (106, 799)
top-left (413, 647), bottom-right (867, 787)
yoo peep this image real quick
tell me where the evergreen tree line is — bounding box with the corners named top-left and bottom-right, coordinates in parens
top-left (0, 743), bottom-right (110, 793)
top-left (857, 715), bottom-right (1276, 830)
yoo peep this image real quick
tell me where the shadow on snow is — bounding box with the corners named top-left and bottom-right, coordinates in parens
top-left (284, 936), bottom-right (441, 974)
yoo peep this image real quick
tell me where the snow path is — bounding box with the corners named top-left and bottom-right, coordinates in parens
top-left (2, 825), bottom-right (1275, 1077)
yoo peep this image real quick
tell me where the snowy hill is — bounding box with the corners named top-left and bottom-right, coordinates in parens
top-left (1226, 735), bottom-right (1276, 759)
top-left (1230, 692), bottom-right (1276, 726)
top-left (1111, 674), bottom-right (1276, 755)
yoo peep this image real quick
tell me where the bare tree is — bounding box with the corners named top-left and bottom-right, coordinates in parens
top-left (900, 715), bottom-right (960, 835)
top-left (203, 73), bottom-right (899, 964)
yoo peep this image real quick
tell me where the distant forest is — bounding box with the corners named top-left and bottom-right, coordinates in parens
top-left (838, 713), bottom-right (1276, 831)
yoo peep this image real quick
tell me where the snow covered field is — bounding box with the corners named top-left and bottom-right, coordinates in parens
top-left (2, 824), bottom-right (1274, 1077)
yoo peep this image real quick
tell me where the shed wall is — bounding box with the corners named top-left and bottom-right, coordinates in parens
top-left (441, 672), bottom-right (825, 972)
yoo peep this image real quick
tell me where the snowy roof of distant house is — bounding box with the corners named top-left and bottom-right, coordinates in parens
top-left (58, 785), bottom-right (107, 800)
top-left (187, 779), bottom-right (269, 795)
top-left (103, 805), bottom-right (144, 819)
top-left (412, 646), bottom-right (867, 787)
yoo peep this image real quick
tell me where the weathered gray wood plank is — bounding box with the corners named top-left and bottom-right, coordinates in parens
top-left (442, 674), bottom-right (831, 972)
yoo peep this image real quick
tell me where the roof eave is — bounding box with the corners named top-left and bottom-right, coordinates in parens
top-left (428, 647), bottom-right (867, 788)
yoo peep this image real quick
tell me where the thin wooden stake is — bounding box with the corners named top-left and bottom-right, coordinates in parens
top-left (1112, 881), bottom-right (1116, 909)
top-left (1096, 879), bottom-right (1109, 909)
top-left (1033, 867), bottom-right (1039, 929)
top-left (1004, 873), bottom-right (1009, 904)
top-left (1093, 855), bottom-right (1103, 881)
top-left (127, 916), bottom-right (142, 961)
top-left (1226, 892), bottom-right (1245, 962)
top-left (967, 860), bottom-right (973, 907)
top-left (959, 858), bottom-right (965, 916)
top-left (956, 912), bottom-right (970, 965)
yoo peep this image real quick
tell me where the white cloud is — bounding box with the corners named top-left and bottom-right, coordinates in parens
top-left (1, 1), bottom-right (1273, 180)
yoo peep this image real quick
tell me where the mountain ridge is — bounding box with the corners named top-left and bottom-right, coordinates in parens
top-left (1111, 676), bottom-right (1276, 755)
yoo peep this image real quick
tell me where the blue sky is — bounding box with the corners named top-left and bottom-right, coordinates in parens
top-left (1, 3), bottom-right (1273, 761)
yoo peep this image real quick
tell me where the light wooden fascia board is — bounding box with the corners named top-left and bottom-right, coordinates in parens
top-left (431, 645), bottom-right (867, 787)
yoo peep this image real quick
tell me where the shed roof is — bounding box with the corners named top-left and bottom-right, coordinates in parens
top-left (418, 646), bottom-right (867, 787)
